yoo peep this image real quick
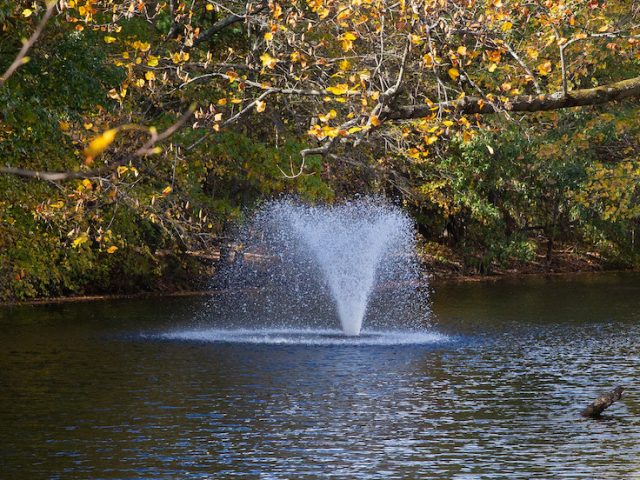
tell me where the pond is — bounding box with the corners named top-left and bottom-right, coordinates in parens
top-left (1, 272), bottom-right (639, 478)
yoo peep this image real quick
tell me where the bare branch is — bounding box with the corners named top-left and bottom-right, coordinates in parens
top-left (192, 1), bottom-right (268, 47)
top-left (503, 41), bottom-right (541, 94)
top-left (135, 104), bottom-right (197, 155)
top-left (0, 1), bottom-right (56, 85)
top-left (0, 105), bottom-right (196, 181)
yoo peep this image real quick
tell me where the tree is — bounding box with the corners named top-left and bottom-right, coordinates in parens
top-left (0, 0), bottom-right (639, 297)
top-left (2, 1), bottom-right (639, 177)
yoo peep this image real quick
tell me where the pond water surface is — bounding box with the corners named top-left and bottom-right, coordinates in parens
top-left (2, 273), bottom-right (640, 478)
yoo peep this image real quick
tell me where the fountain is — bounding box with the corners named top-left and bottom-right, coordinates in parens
top-left (218, 198), bottom-right (428, 335)
top-left (161, 198), bottom-right (441, 345)
top-left (273, 200), bottom-right (412, 335)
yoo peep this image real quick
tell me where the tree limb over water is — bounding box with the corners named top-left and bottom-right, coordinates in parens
top-left (386, 76), bottom-right (640, 120)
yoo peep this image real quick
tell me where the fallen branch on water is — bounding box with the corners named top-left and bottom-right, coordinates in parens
top-left (581, 385), bottom-right (624, 418)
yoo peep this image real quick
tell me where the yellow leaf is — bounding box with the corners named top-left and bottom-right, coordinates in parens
top-left (50, 201), bottom-right (64, 209)
top-left (104, 36), bottom-right (117, 44)
top-left (370, 115), bottom-right (381, 127)
top-left (83, 128), bottom-right (118, 160)
top-left (326, 84), bottom-right (349, 95)
top-left (145, 71), bottom-right (156, 81)
top-left (22, 8), bottom-right (33, 17)
top-left (59, 120), bottom-right (71, 132)
top-left (147, 56), bottom-right (159, 67)
top-left (442, 120), bottom-right (454, 127)
top-left (260, 53), bottom-right (278, 69)
top-left (162, 186), bottom-right (172, 196)
top-left (72, 233), bottom-right (89, 248)
top-left (82, 179), bottom-right (93, 190)
top-left (217, 98), bottom-right (227, 106)
top-left (423, 53), bottom-right (434, 68)
top-left (457, 46), bottom-right (467, 56)
top-left (132, 41), bottom-right (151, 52)
top-left (488, 63), bottom-right (498, 73)
top-left (107, 246), bottom-right (118, 254)
top-left (264, 32), bottom-right (273, 41)
top-left (537, 60), bottom-right (552, 76)
top-left (501, 21), bottom-right (513, 32)
top-left (339, 31), bottom-right (358, 51)
top-left (272, 2), bottom-right (282, 19)
top-left (170, 51), bottom-right (189, 64)
top-left (319, 109), bottom-right (337, 122)
top-left (339, 59), bottom-right (350, 71)
top-left (255, 100), bottom-right (266, 112)
top-left (448, 68), bottom-right (460, 81)
top-left (117, 165), bottom-right (129, 176)
top-left (226, 70), bottom-right (239, 82)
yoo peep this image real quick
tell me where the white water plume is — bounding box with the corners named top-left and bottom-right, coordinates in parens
top-left (285, 204), bottom-right (409, 335)
top-left (214, 198), bottom-right (429, 336)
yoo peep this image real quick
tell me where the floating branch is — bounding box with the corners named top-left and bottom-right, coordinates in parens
top-left (581, 386), bottom-right (625, 418)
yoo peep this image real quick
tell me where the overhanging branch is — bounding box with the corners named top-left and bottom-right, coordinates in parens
top-left (0, 106), bottom-right (195, 182)
top-left (385, 75), bottom-right (640, 120)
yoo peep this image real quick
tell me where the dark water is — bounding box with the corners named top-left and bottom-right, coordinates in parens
top-left (2, 273), bottom-right (640, 479)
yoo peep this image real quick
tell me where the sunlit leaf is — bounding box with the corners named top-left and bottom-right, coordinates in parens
top-left (260, 53), bottom-right (278, 69)
top-left (72, 233), bottom-right (89, 248)
top-left (326, 84), bottom-right (349, 95)
top-left (83, 128), bottom-right (118, 160)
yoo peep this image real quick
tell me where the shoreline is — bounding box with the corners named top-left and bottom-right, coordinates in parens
top-left (3, 267), bottom-right (637, 307)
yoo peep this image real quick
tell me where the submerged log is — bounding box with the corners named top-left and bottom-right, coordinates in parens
top-left (581, 386), bottom-right (624, 418)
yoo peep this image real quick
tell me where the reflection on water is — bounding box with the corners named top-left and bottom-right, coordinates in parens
top-left (1, 272), bottom-right (640, 478)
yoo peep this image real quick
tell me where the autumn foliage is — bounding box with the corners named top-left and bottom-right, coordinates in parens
top-left (0, 0), bottom-right (639, 299)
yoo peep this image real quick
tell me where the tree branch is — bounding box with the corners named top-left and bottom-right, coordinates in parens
top-left (192, 1), bottom-right (268, 47)
top-left (0, 1), bottom-right (56, 85)
top-left (0, 105), bottom-right (196, 181)
top-left (386, 75), bottom-right (640, 120)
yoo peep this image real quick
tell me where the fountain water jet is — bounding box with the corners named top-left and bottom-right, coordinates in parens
top-left (284, 203), bottom-right (410, 335)
top-left (213, 198), bottom-right (429, 337)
